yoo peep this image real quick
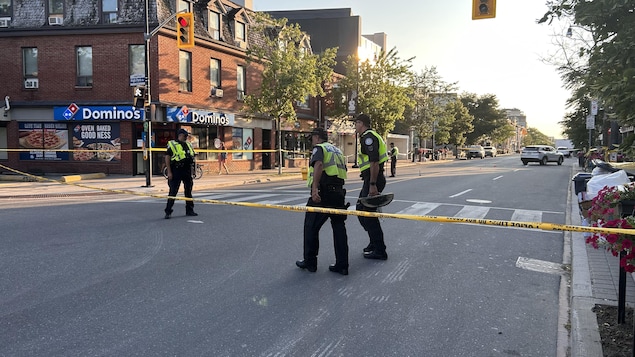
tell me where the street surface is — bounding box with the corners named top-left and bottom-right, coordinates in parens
top-left (0, 155), bottom-right (573, 356)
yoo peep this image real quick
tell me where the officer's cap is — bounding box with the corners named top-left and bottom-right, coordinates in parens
top-left (177, 128), bottom-right (189, 137)
top-left (310, 127), bottom-right (328, 140)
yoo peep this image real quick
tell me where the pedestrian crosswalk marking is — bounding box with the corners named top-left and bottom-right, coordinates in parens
top-left (455, 205), bottom-right (490, 219)
top-left (260, 195), bottom-right (307, 204)
top-left (396, 202), bottom-right (439, 216)
top-left (511, 209), bottom-right (542, 223)
top-left (227, 193), bottom-right (278, 202)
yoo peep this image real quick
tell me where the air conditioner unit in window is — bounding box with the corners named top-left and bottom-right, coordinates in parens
top-left (24, 78), bottom-right (39, 89)
top-left (48, 16), bottom-right (63, 26)
top-left (235, 40), bottom-right (247, 49)
top-left (211, 88), bottom-right (223, 98)
top-left (0, 18), bottom-right (10, 28)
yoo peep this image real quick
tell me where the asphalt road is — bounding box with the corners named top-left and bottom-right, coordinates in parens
top-left (0, 155), bottom-right (573, 356)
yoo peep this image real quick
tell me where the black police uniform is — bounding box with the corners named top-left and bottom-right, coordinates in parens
top-left (302, 145), bottom-right (348, 271)
top-left (357, 131), bottom-right (387, 256)
top-left (164, 140), bottom-right (195, 217)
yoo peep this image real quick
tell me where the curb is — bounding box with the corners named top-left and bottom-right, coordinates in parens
top-left (61, 173), bottom-right (107, 182)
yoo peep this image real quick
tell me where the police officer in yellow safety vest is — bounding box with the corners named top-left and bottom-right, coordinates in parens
top-left (296, 127), bottom-right (350, 275)
top-left (389, 142), bottom-right (399, 177)
top-left (164, 128), bottom-right (198, 219)
top-left (355, 114), bottom-right (389, 260)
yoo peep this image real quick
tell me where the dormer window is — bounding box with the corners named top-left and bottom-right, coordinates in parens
top-left (0, 0), bottom-right (11, 17)
top-left (208, 10), bottom-right (220, 40)
top-left (48, 0), bottom-right (63, 15)
top-left (177, 0), bottom-right (189, 12)
top-left (102, 0), bottom-right (118, 24)
top-left (235, 21), bottom-right (245, 42)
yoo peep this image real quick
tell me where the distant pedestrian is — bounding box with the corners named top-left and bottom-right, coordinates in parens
top-left (296, 127), bottom-right (349, 275)
top-left (354, 114), bottom-right (389, 260)
top-left (218, 142), bottom-right (229, 175)
top-left (389, 142), bottom-right (398, 177)
top-left (164, 128), bottom-right (198, 219)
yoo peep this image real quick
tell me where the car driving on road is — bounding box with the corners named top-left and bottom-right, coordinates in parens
top-left (521, 145), bottom-right (564, 166)
top-left (483, 146), bottom-right (497, 157)
top-left (467, 145), bottom-right (485, 159)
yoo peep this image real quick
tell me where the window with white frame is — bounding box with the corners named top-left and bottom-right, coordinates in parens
top-left (177, 0), bottom-right (189, 12)
top-left (237, 65), bottom-right (245, 100)
top-left (210, 58), bottom-right (220, 89)
top-left (0, 0), bottom-right (11, 17)
top-left (76, 46), bottom-right (93, 87)
top-left (129, 44), bottom-right (145, 86)
top-left (208, 10), bottom-right (220, 40)
top-left (235, 21), bottom-right (245, 42)
top-left (48, 0), bottom-right (63, 15)
top-left (22, 48), bottom-right (38, 79)
top-left (297, 95), bottom-right (310, 109)
top-left (102, 0), bottom-right (118, 23)
top-left (179, 50), bottom-right (192, 92)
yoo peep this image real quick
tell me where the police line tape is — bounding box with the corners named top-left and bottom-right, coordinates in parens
top-left (0, 163), bottom-right (629, 237)
top-left (0, 148), bottom-right (295, 154)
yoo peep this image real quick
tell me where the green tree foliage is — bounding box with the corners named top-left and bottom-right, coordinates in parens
top-left (447, 101), bottom-right (474, 149)
top-left (541, 0), bottom-right (635, 128)
top-left (460, 93), bottom-right (508, 144)
top-left (522, 127), bottom-right (554, 146)
top-left (244, 13), bottom-right (337, 123)
top-left (331, 48), bottom-right (415, 138)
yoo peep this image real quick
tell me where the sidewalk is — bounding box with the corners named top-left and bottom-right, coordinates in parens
top-left (569, 165), bottom-right (635, 357)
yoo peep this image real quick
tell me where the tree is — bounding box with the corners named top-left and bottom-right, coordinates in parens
top-left (522, 127), bottom-right (553, 146)
top-left (460, 93), bottom-right (507, 144)
top-left (446, 100), bottom-right (474, 154)
top-left (331, 48), bottom-right (415, 138)
top-left (244, 13), bottom-right (337, 173)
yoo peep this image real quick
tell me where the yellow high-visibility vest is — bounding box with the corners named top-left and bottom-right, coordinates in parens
top-left (167, 140), bottom-right (195, 162)
top-left (308, 142), bottom-right (347, 187)
top-left (358, 130), bottom-right (388, 172)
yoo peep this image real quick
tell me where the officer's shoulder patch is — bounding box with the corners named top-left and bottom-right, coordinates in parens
top-left (364, 137), bottom-right (373, 146)
top-left (312, 147), bottom-right (319, 155)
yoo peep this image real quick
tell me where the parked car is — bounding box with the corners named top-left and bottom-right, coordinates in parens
top-left (521, 145), bottom-right (564, 166)
top-left (556, 146), bottom-right (571, 158)
top-left (483, 146), bottom-right (497, 157)
top-left (467, 145), bottom-right (485, 159)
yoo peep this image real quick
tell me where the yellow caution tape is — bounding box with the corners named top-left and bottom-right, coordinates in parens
top-left (0, 163), bottom-right (630, 236)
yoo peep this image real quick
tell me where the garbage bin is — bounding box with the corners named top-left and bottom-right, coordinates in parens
top-left (572, 172), bottom-right (593, 195)
top-left (300, 167), bottom-right (308, 181)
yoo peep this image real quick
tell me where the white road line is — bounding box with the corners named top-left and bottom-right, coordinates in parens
top-left (516, 257), bottom-right (566, 275)
top-left (493, 175), bottom-right (503, 181)
top-left (449, 189), bottom-right (472, 198)
top-left (511, 209), bottom-right (543, 223)
top-left (260, 195), bottom-right (307, 204)
top-left (396, 202), bottom-right (440, 216)
top-left (454, 205), bottom-right (490, 219)
top-left (228, 193), bottom-right (278, 202)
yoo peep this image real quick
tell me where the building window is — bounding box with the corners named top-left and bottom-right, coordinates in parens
top-left (235, 21), bottom-right (245, 41)
top-left (177, 0), bottom-right (189, 12)
top-left (297, 95), bottom-right (310, 109)
top-left (232, 127), bottom-right (253, 160)
top-left (0, 0), bottom-right (11, 17)
top-left (179, 50), bottom-right (192, 92)
top-left (208, 11), bottom-right (220, 40)
top-left (210, 58), bottom-right (220, 89)
top-left (23, 48), bottom-right (38, 79)
top-left (48, 0), bottom-right (63, 15)
top-left (76, 46), bottom-right (93, 87)
top-left (129, 44), bottom-right (146, 86)
top-left (191, 126), bottom-right (218, 161)
top-left (102, 0), bottom-right (118, 23)
top-left (237, 65), bottom-right (245, 100)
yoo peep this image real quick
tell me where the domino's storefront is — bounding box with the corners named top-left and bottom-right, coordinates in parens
top-left (5, 104), bottom-right (144, 175)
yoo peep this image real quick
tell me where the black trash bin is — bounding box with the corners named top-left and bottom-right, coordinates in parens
top-left (572, 172), bottom-right (593, 195)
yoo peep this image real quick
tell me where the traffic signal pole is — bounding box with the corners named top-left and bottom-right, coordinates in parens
top-left (141, 2), bottom-right (189, 187)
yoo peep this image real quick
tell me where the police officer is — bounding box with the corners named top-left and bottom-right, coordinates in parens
top-left (355, 114), bottom-right (389, 260)
top-left (296, 127), bottom-right (349, 275)
top-left (164, 128), bottom-right (198, 219)
top-left (389, 142), bottom-right (399, 177)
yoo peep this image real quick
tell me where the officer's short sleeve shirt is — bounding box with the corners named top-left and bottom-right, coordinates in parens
top-left (361, 131), bottom-right (380, 162)
top-left (310, 145), bottom-right (324, 167)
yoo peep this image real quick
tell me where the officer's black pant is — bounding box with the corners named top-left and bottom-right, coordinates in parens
top-left (390, 158), bottom-right (397, 176)
top-left (357, 172), bottom-right (387, 253)
top-left (165, 166), bottom-right (194, 214)
top-left (303, 186), bottom-right (348, 268)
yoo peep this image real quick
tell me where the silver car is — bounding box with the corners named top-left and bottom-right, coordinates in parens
top-left (521, 145), bottom-right (564, 166)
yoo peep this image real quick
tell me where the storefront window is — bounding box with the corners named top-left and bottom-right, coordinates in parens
top-left (283, 131), bottom-right (311, 158)
top-left (231, 128), bottom-right (253, 160)
top-left (18, 122), bottom-right (69, 161)
top-left (192, 126), bottom-right (218, 160)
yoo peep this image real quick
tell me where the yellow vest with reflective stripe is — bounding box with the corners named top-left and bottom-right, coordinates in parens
top-left (167, 140), bottom-right (195, 162)
top-left (358, 130), bottom-right (388, 172)
top-left (307, 143), bottom-right (348, 187)
top-left (391, 146), bottom-right (399, 158)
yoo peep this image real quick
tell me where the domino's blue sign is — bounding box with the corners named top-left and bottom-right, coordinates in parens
top-left (54, 106), bottom-right (144, 120)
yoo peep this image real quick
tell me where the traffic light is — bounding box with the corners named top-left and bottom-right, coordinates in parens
top-left (133, 86), bottom-right (146, 108)
top-left (472, 0), bottom-right (496, 20)
top-left (177, 12), bottom-right (194, 48)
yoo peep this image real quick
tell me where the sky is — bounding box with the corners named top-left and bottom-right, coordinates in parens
top-left (253, 0), bottom-right (571, 139)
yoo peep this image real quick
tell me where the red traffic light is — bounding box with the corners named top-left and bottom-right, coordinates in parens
top-left (176, 12), bottom-right (194, 48)
top-left (177, 16), bottom-right (189, 27)
top-left (472, 0), bottom-right (496, 20)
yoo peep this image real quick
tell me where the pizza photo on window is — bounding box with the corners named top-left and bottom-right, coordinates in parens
top-left (19, 130), bottom-right (66, 150)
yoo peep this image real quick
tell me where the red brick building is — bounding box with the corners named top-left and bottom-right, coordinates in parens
top-left (0, 0), bottom-right (322, 176)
